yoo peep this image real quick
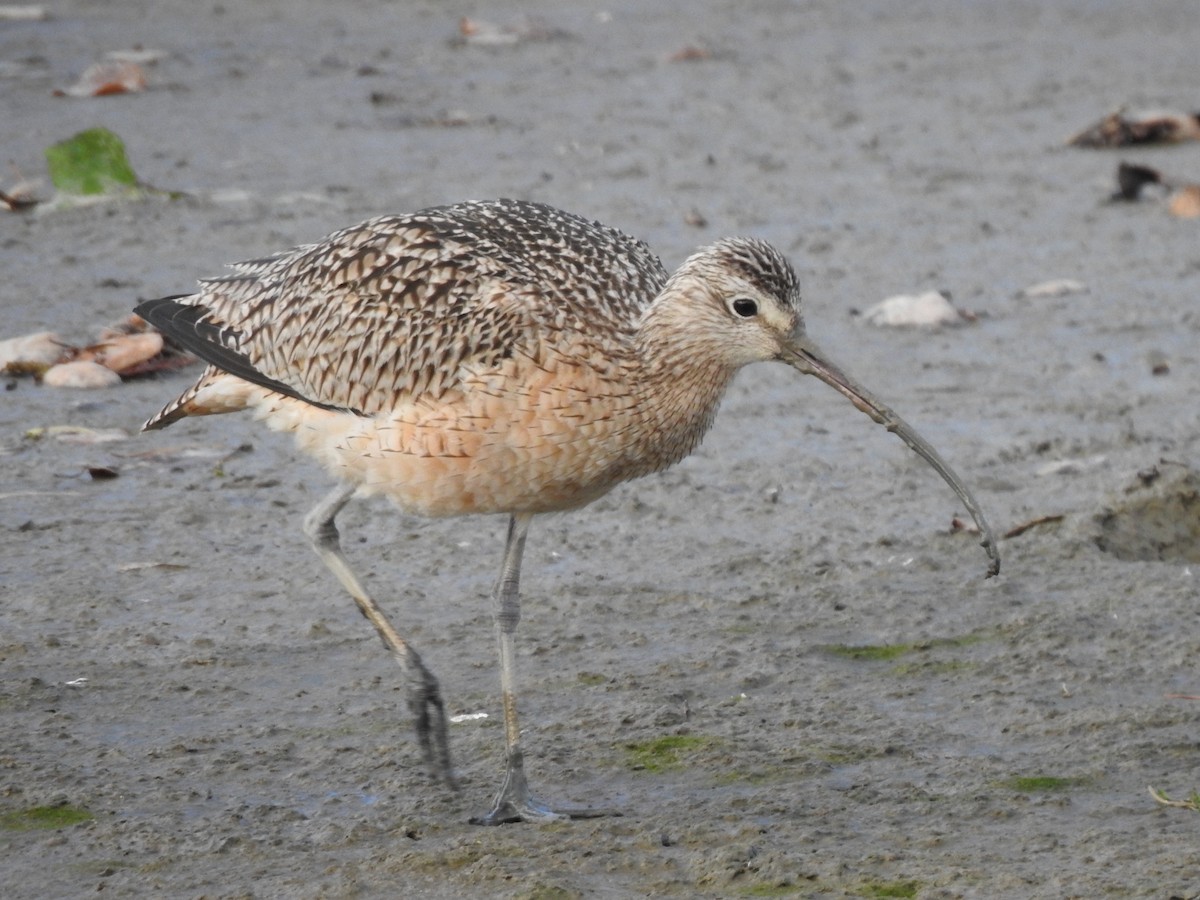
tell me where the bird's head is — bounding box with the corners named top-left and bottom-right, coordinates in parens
top-left (649, 235), bottom-right (1001, 579)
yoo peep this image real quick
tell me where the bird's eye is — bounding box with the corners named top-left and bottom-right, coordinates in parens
top-left (730, 297), bottom-right (758, 318)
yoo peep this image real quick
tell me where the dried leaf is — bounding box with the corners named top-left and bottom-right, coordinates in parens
top-left (1002, 515), bottom-right (1065, 539)
top-left (0, 186), bottom-right (40, 212)
top-left (55, 60), bottom-right (147, 98)
top-left (1068, 108), bottom-right (1200, 148)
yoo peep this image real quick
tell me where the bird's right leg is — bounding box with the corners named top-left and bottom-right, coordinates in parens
top-left (303, 482), bottom-right (456, 788)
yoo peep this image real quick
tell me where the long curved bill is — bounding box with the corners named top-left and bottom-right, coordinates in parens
top-left (779, 335), bottom-right (1000, 578)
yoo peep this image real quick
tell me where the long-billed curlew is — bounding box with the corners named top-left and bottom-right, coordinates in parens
top-left (135, 198), bottom-right (1000, 825)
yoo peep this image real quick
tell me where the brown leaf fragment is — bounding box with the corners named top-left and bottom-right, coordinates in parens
top-left (86, 465), bottom-right (120, 480)
top-left (73, 331), bottom-right (164, 375)
top-left (55, 60), bottom-right (147, 98)
top-left (0, 188), bottom-right (39, 212)
top-left (1002, 514), bottom-right (1065, 539)
top-left (1069, 108), bottom-right (1200, 148)
top-left (669, 45), bottom-right (712, 62)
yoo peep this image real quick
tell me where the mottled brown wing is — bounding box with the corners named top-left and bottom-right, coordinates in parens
top-left (143, 200), bottom-right (669, 417)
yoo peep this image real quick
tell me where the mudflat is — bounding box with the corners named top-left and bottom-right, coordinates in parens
top-left (3, 2), bottom-right (1199, 897)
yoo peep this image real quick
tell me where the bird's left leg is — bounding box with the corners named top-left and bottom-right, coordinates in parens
top-left (470, 513), bottom-right (619, 825)
top-left (303, 482), bottom-right (456, 787)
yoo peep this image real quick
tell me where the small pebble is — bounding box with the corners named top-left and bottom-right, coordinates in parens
top-left (41, 360), bottom-right (122, 388)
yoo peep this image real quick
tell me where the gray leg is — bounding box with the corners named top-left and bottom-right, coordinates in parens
top-left (303, 483), bottom-right (455, 787)
top-left (470, 513), bottom-right (619, 825)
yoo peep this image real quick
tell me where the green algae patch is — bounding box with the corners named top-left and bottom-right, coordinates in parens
top-left (738, 884), bottom-right (807, 896)
top-left (1, 804), bottom-right (95, 831)
top-left (822, 630), bottom-right (992, 668)
top-left (824, 642), bottom-right (913, 662)
top-left (855, 879), bottom-right (921, 899)
top-left (624, 734), bottom-right (714, 772)
top-left (998, 775), bottom-right (1088, 793)
top-left (45, 127), bottom-right (140, 196)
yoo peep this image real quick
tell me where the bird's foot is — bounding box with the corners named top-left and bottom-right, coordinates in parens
top-left (405, 653), bottom-right (458, 789)
top-left (468, 756), bottom-right (620, 825)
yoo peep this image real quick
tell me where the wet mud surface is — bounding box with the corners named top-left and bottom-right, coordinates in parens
top-left (3, 2), bottom-right (1200, 897)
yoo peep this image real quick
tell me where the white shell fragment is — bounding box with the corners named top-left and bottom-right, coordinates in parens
top-left (1017, 279), bottom-right (1089, 299)
top-left (861, 291), bottom-right (964, 328)
top-left (0, 331), bottom-right (65, 368)
top-left (41, 360), bottom-right (123, 388)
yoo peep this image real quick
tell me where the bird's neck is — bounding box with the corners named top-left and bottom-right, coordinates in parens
top-left (626, 289), bottom-right (738, 476)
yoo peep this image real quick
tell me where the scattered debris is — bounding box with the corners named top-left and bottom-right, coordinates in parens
top-left (1035, 455), bottom-right (1106, 477)
top-left (453, 16), bottom-right (572, 46)
top-left (1168, 185), bottom-right (1200, 219)
top-left (41, 360), bottom-right (123, 388)
top-left (45, 127), bottom-right (140, 197)
top-left (1068, 107), bottom-right (1200, 148)
top-left (1113, 162), bottom-right (1168, 202)
top-left (54, 60), bottom-right (147, 98)
top-left (25, 425), bottom-right (130, 444)
top-left (1147, 350), bottom-right (1171, 376)
top-left (0, 332), bottom-right (65, 369)
top-left (1016, 279), bottom-right (1089, 299)
top-left (0, 166), bottom-right (43, 212)
top-left (3, 315), bottom-right (196, 389)
top-left (1148, 785), bottom-right (1200, 813)
top-left (73, 331), bottom-right (164, 375)
top-left (104, 48), bottom-right (168, 66)
top-left (949, 516), bottom-right (979, 535)
top-left (669, 45), bottom-right (713, 62)
top-left (858, 291), bottom-right (973, 328)
top-left (1109, 161), bottom-right (1200, 219)
top-left (0, 5), bottom-right (46, 20)
top-left (117, 561), bottom-right (191, 572)
top-left (1001, 514), bottom-right (1065, 539)
top-left (448, 712), bottom-right (489, 723)
top-left (683, 207), bottom-right (708, 228)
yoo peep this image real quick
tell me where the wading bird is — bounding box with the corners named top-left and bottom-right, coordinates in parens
top-left (136, 198), bottom-right (999, 825)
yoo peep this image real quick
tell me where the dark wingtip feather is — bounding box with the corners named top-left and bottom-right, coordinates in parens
top-left (134, 295), bottom-right (357, 417)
